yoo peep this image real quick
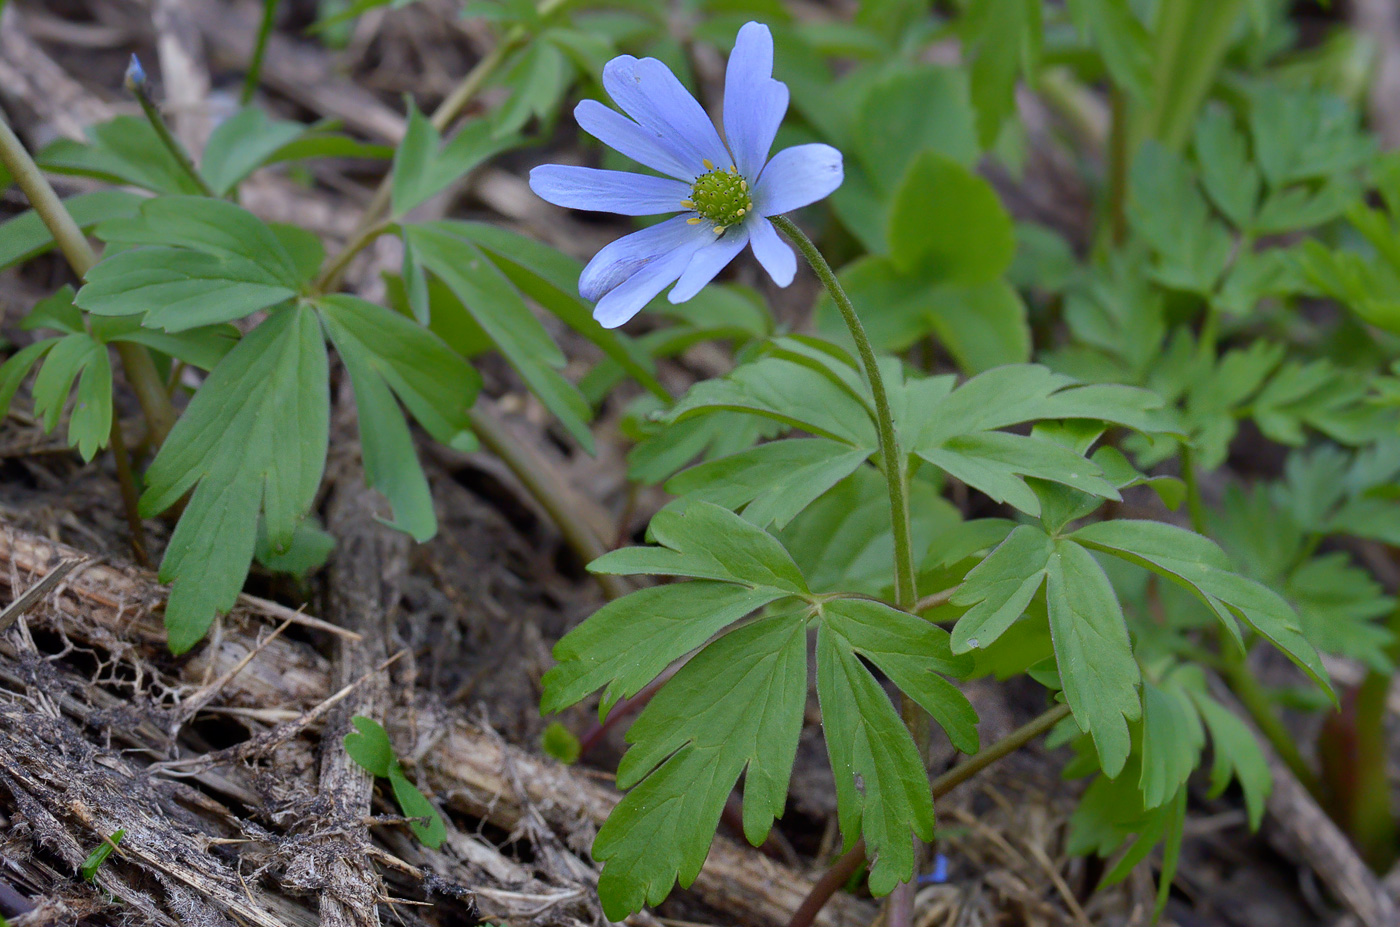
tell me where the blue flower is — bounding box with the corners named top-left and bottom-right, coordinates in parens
top-left (529, 22), bottom-right (843, 328)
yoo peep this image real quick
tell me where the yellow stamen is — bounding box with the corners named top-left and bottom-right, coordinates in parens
top-left (687, 217), bottom-right (702, 224)
top-left (702, 158), bottom-right (715, 170)
top-left (739, 180), bottom-right (748, 191)
top-left (680, 199), bottom-right (694, 208)
top-left (735, 208), bottom-right (746, 216)
top-left (713, 225), bottom-right (726, 235)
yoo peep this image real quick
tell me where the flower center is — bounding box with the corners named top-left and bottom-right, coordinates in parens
top-left (684, 162), bottom-right (752, 234)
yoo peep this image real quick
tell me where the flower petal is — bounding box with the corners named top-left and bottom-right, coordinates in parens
top-left (723, 22), bottom-right (789, 181)
top-left (593, 245), bottom-right (701, 327)
top-left (603, 55), bottom-right (729, 176)
top-left (579, 215), bottom-right (711, 302)
top-left (669, 227), bottom-right (750, 303)
top-left (529, 165), bottom-right (691, 216)
top-left (754, 143), bottom-right (844, 216)
top-left (748, 216), bottom-right (795, 287)
top-left (574, 100), bottom-right (696, 181)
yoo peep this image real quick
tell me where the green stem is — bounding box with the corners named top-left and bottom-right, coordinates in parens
top-left (1222, 649), bottom-right (1321, 798)
top-left (784, 703), bottom-right (1072, 927)
top-left (0, 114), bottom-right (177, 446)
top-left (130, 79), bottom-right (217, 198)
top-left (241, 0), bottom-right (279, 106)
top-left (1180, 443), bottom-right (1208, 535)
top-left (315, 0), bottom-right (572, 294)
top-left (771, 216), bottom-right (917, 611)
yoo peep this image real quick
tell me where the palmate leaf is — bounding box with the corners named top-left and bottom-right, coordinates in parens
top-left (665, 437), bottom-right (871, 530)
top-left (390, 104), bottom-right (520, 217)
top-left (1070, 520), bottom-right (1332, 695)
top-left (0, 191), bottom-right (142, 271)
top-left (76, 197), bottom-right (306, 331)
top-left (951, 525), bottom-right (1140, 775)
top-left (595, 613), bottom-right (807, 919)
top-left (142, 306), bottom-right (328, 653)
top-left (316, 295), bottom-right (480, 541)
top-left (543, 501), bottom-right (976, 916)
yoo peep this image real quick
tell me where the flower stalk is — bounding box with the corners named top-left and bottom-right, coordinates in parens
top-left (126, 56), bottom-right (217, 199)
top-left (770, 216), bottom-right (917, 611)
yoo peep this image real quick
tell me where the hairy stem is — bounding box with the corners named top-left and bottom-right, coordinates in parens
top-left (786, 703), bottom-right (1073, 927)
top-left (129, 76), bottom-right (217, 198)
top-left (771, 216), bottom-right (916, 610)
top-left (0, 113), bottom-right (177, 446)
top-left (315, 0), bottom-right (572, 293)
top-left (241, 0), bottom-right (279, 106)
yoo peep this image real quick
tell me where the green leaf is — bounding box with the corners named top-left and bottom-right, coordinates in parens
top-left (29, 333), bottom-right (112, 461)
top-left (817, 619), bottom-right (935, 896)
top-left (80, 829), bottom-right (125, 881)
top-left (950, 524), bottom-right (1053, 653)
top-left (143, 307), bottom-right (329, 653)
top-left (595, 614), bottom-right (807, 919)
top-left (962, 0), bottom-right (1042, 148)
top-left (853, 65), bottom-right (980, 194)
top-left (254, 517), bottom-right (335, 577)
top-left (665, 438), bottom-right (870, 530)
top-left (344, 715), bottom-right (396, 777)
top-left (542, 581), bottom-right (788, 717)
top-left (667, 355), bottom-right (876, 449)
top-left (77, 197), bottom-right (305, 331)
top-left (823, 598), bottom-right (979, 753)
top-left (1070, 520), bottom-right (1331, 695)
top-left (317, 294), bottom-right (481, 540)
top-left (440, 222), bottom-right (667, 401)
top-left (492, 40), bottom-right (569, 138)
top-left (391, 104), bottom-right (519, 216)
top-left (1064, 0), bottom-right (1151, 99)
top-left (0, 339), bottom-right (60, 419)
top-left (1190, 692), bottom-right (1271, 829)
top-left (200, 107), bottom-right (306, 196)
top-left (1248, 86), bottom-right (1374, 189)
top-left (1138, 675), bottom-right (1205, 809)
top-left (591, 501), bottom-right (808, 593)
top-left (918, 430), bottom-right (1121, 517)
top-left (387, 765), bottom-right (447, 849)
top-left (1194, 104), bottom-right (1259, 229)
top-left (817, 257), bottom-right (1029, 373)
top-left (0, 191), bottom-right (142, 271)
top-left (90, 318), bottom-right (238, 371)
top-left (406, 222), bottom-right (594, 451)
top-left (38, 115), bottom-right (207, 194)
top-left (1129, 142), bottom-right (1232, 295)
top-left (1044, 539), bottom-right (1141, 777)
top-left (887, 151), bottom-right (1015, 285)
top-left (541, 721), bottom-right (581, 764)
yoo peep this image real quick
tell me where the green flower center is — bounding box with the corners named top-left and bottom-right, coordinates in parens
top-left (685, 163), bottom-right (753, 234)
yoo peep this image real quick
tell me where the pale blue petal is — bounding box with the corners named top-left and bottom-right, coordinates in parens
top-left (748, 216), bottom-right (795, 287)
top-left (529, 165), bottom-right (691, 216)
top-left (723, 23), bottom-right (788, 181)
top-left (593, 244), bottom-right (703, 327)
top-left (603, 55), bottom-right (729, 176)
top-left (579, 215), bottom-right (711, 302)
top-left (574, 100), bottom-right (696, 181)
top-left (668, 227), bottom-right (750, 303)
top-left (754, 143), bottom-right (844, 216)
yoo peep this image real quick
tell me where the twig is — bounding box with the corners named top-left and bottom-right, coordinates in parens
top-left (237, 592), bottom-right (362, 641)
top-left (0, 557), bottom-right (86, 633)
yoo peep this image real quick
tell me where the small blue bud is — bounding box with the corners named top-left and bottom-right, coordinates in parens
top-left (124, 55), bottom-right (146, 92)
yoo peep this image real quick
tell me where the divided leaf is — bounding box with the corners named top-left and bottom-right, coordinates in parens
top-left (77, 197), bottom-right (306, 331)
top-left (142, 306), bottom-right (329, 652)
top-left (316, 295), bottom-right (481, 541)
top-left (594, 614), bottom-right (807, 919)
